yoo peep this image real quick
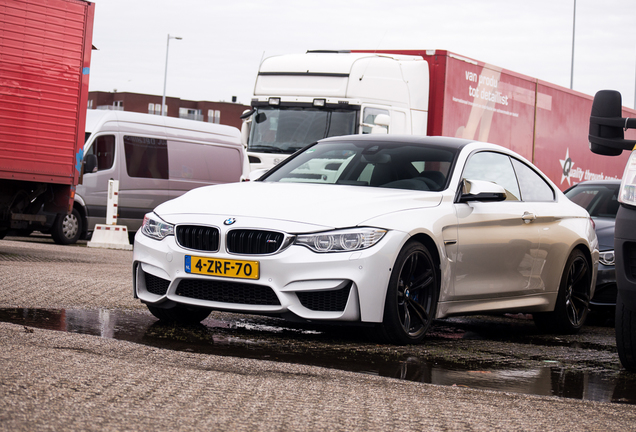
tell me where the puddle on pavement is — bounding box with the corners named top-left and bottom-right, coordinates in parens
top-left (2, 307), bottom-right (635, 405)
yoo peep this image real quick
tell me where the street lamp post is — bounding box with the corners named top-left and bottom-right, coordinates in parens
top-left (570, 0), bottom-right (576, 90)
top-left (161, 34), bottom-right (182, 116)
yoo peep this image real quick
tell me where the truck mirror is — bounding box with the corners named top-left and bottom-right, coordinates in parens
top-left (371, 114), bottom-right (390, 134)
top-left (83, 154), bottom-right (98, 174)
top-left (589, 90), bottom-right (636, 156)
top-left (240, 117), bottom-right (251, 147)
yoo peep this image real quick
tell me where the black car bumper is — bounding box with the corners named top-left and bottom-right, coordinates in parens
top-left (615, 205), bottom-right (636, 311)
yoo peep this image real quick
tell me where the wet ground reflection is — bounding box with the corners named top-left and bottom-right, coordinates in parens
top-left (2, 307), bottom-right (635, 405)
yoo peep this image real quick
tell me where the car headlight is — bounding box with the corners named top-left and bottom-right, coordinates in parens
top-left (599, 250), bottom-right (615, 266)
top-left (295, 228), bottom-right (387, 253)
top-left (141, 213), bottom-right (174, 240)
top-left (618, 150), bottom-right (636, 207)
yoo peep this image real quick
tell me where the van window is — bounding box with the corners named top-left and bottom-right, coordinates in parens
top-left (168, 141), bottom-right (241, 182)
top-left (85, 135), bottom-right (115, 171)
top-left (124, 136), bottom-right (169, 179)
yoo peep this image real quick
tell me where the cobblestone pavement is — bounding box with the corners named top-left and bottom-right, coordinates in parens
top-left (1, 236), bottom-right (636, 431)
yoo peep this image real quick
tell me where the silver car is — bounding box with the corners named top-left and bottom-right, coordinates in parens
top-left (133, 135), bottom-right (598, 344)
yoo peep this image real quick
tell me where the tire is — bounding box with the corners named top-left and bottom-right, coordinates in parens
top-left (534, 249), bottom-right (591, 334)
top-left (379, 241), bottom-right (439, 344)
top-left (147, 304), bottom-right (211, 325)
top-left (616, 292), bottom-right (636, 371)
top-left (51, 208), bottom-right (82, 245)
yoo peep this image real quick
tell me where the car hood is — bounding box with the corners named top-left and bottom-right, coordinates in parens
top-left (594, 217), bottom-right (615, 251)
top-left (154, 181), bottom-right (443, 231)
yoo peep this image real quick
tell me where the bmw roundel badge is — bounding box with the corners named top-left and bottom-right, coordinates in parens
top-left (224, 217), bottom-right (236, 226)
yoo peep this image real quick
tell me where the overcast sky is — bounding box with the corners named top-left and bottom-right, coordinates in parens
top-left (88, 0), bottom-right (636, 108)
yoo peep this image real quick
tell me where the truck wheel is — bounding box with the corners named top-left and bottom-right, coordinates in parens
top-left (534, 249), bottom-right (591, 334)
top-left (51, 208), bottom-right (82, 245)
top-left (379, 241), bottom-right (439, 344)
top-left (147, 304), bottom-right (210, 325)
top-left (616, 292), bottom-right (636, 371)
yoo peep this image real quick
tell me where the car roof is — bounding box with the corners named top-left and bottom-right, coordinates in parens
top-left (318, 134), bottom-right (474, 150)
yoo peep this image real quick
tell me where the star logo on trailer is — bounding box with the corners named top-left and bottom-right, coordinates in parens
top-left (559, 148), bottom-right (574, 185)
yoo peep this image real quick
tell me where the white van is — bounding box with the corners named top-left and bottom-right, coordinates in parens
top-left (50, 110), bottom-right (249, 244)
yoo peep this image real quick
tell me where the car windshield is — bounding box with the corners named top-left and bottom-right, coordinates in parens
top-left (262, 140), bottom-right (458, 192)
top-left (565, 183), bottom-right (620, 218)
top-left (248, 106), bottom-right (357, 154)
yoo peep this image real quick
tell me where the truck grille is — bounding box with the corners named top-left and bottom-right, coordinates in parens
top-left (296, 283), bottom-right (352, 312)
top-left (176, 225), bottom-right (219, 252)
top-left (226, 230), bottom-right (285, 255)
top-left (175, 279), bottom-right (281, 305)
top-left (145, 271), bottom-right (170, 296)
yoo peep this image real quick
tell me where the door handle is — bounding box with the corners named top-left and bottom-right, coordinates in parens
top-left (522, 212), bottom-right (536, 224)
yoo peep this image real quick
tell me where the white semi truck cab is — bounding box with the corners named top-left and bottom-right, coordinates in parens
top-left (242, 51), bottom-right (430, 170)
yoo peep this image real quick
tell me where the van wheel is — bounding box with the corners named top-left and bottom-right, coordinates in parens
top-left (51, 208), bottom-right (82, 245)
top-left (147, 304), bottom-right (211, 325)
top-left (534, 249), bottom-right (591, 334)
top-left (616, 292), bottom-right (636, 371)
top-left (378, 241), bottom-right (439, 344)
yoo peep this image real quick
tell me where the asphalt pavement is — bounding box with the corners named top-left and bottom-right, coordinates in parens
top-left (1, 235), bottom-right (636, 431)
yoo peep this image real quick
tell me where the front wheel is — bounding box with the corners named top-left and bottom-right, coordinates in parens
top-left (51, 208), bottom-right (82, 245)
top-left (616, 292), bottom-right (636, 371)
top-left (147, 304), bottom-right (211, 325)
top-left (534, 249), bottom-right (591, 334)
top-left (379, 241), bottom-right (439, 345)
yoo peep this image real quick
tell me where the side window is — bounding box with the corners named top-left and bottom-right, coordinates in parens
top-left (511, 158), bottom-right (555, 202)
top-left (124, 136), bottom-right (169, 179)
top-left (168, 140), bottom-right (242, 183)
top-left (463, 151), bottom-right (520, 200)
top-left (361, 107), bottom-right (389, 134)
top-left (85, 135), bottom-right (115, 171)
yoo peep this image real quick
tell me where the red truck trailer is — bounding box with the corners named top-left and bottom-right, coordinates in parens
top-left (245, 49), bottom-right (636, 188)
top-left (0, 0), bottom-right (95, 241)
top-left (371, 50), bottom-right (636, 189)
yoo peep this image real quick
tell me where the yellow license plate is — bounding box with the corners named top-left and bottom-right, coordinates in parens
top-left (185, 256), bottom-right (259, 280)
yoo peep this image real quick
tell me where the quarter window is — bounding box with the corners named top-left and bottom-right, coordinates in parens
top-left (511, 158), bottom-right (555, 202)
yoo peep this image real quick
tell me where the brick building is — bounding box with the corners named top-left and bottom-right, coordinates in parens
top-left (88, 91), bottom-right (250, 129)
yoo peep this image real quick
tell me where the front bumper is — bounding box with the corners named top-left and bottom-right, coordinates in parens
top-left (590, 262), bottom-right (617, 307)
top-left (132, 229), bottom-right (406, 323)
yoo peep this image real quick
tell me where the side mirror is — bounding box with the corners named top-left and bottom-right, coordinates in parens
top-left (589, 90), bottom-right (636, 156)
top-left (458, 179), bottom-right (507, 203)
top-left (248, 168), bottom-right (268, 181)
top-left (83, 154), bottom-right (98, 174)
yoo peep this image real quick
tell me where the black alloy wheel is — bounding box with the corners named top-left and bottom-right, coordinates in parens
top-left (381, 241), bottom-right (439, 344)
top-left (534, 249), bottom-right (591, 334)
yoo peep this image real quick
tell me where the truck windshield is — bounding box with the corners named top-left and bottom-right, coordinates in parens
top-left (248, 106), bottom-right (357, 154)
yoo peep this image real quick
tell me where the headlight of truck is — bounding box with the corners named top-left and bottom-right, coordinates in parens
top-left (599, 250), bottom-right (615, 266)
top-left (141, 213), bottom-right (174, 240)
top-left (295, 228), bottom-right (387, 253)
top-left (618, 150), bottom-right (636, 207)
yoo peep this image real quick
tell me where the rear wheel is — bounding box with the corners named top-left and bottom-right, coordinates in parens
top-left (51, 208), bottom-right (82, 245)
top-left (147, 304), bottom-right (211, 325)
top-left (616, 292), bottom-right (636, 371)
top-left (534, 249), bottom-right (591, 334)
top-left (379, 241), bottom-right (439, 344)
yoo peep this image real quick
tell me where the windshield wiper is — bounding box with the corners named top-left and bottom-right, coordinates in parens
top-left (249, 145), bottom-right (293, 154)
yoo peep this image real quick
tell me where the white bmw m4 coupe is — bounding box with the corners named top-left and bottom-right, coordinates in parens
top-left (133, 135), bottom-right (598, 344)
